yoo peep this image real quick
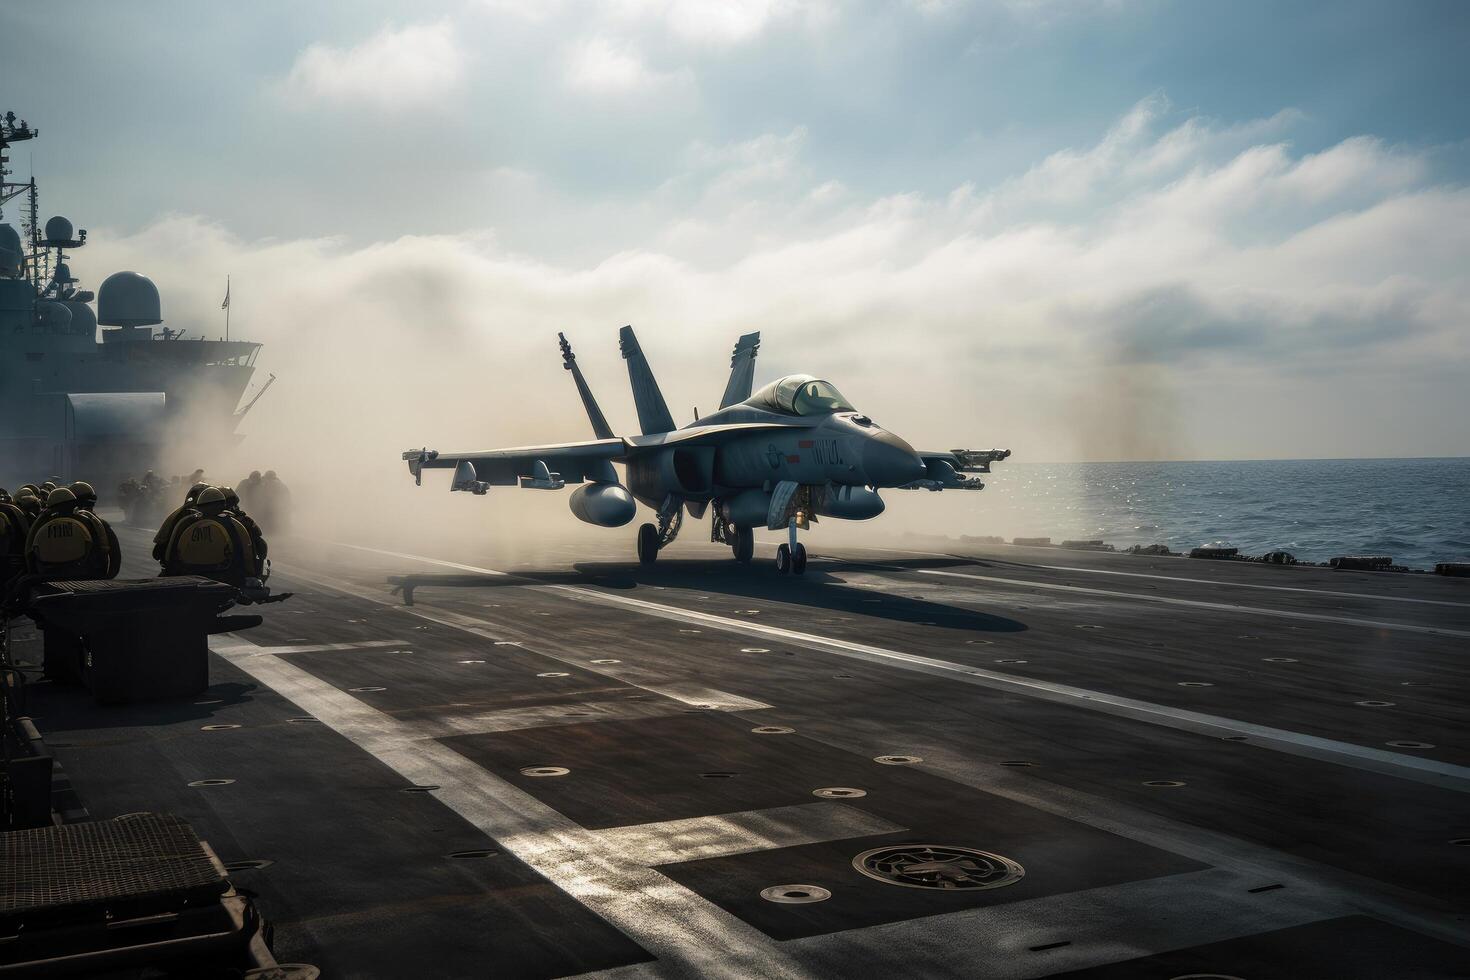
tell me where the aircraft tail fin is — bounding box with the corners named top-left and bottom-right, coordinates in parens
top-left (618, 325), bottom-right (676, 434)
top-left (719, 331), bottom-right (761, 409)
top-left (559, 332), bottom-right (615, 439)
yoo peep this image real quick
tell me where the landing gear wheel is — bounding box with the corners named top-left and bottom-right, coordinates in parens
top-left (776, 543), bottom-right (791, 574)
top-left (733, 527), bottom-right (754, 564)
top-left (637, 523), bottom-right (659, 566)
top-left (791, 542), bottom-right (807, 575)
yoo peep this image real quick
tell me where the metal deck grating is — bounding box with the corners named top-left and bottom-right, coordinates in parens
top-left (35, 577), bottom-right (223, 597)
top-left (0, 813), bottom-right (225, 916)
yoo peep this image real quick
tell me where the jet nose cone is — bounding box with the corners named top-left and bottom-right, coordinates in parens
top-left (862, 430), bottom-right (926, 487)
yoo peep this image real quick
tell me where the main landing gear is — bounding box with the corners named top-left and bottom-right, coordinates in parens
top-left (732, 526), bottom-right (754, 564)
top-left (638, 500), bottom-right (684, 566)
top-left (711, 511), bottom-right (754, 564)
top-left (775, 518), bottom-right (807, 575)
top-left (636, 523), bottom-right (659, 565)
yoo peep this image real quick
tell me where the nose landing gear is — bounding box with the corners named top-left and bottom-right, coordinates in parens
top-left (775, 542), bottom-right (808, 574)
top-left (776, 518), bottom-right (807, 575)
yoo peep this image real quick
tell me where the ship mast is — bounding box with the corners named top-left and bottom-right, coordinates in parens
top-left (1, 111), bottom-right (43, 291)
top-left (26, 177), bottom-right (43, 293)
top-left (0, 111), bottom-right (37, 219)
top-left (0, 112), bottom-right (48, 290)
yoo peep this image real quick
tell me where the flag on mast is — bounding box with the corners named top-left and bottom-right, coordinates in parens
top-left (221, 276), bottom-right (230, 310)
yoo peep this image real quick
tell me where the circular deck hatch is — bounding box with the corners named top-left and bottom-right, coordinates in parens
top-left (851, 844), bottom-right (1023, 891)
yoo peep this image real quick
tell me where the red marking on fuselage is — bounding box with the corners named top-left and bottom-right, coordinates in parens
top-left (798, 440), bottom-right (814, 449)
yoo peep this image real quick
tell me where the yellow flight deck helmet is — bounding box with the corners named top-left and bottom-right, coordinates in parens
top-left (20, 484), bottom-right (39, 497)
top-left (195, 487), bottom-right (227, 509)
top-left (70, 481), bottom-right (97, 505)
top-left (45, 487), bottom-right (78, 509)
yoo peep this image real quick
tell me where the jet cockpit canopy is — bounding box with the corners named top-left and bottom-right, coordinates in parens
top-left (747, 374), bottom-right (855, 416)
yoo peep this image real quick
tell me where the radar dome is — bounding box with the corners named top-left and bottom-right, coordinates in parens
top-left (63, 300), bottom-right (97, 335)
top-left (44, 215), bottom-right (74, 243)
top-left (35, 301), bottom-right (73, 332)
top-left (97, 271), bottom-right (162, 327)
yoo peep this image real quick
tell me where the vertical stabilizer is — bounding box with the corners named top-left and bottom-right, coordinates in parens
top-left (719, 331), bottom-right (761, 408)
top-left (618, 325), bottom-right (676, 435)
top-left (559, 333), bottom-right (615, 439)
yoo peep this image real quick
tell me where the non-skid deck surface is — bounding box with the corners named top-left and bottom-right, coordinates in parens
top-left (19, 528), bottom-right (1469, 977)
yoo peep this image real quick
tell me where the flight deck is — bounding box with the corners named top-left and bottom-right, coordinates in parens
top-left (14, 528), bottom-right (1469, 978)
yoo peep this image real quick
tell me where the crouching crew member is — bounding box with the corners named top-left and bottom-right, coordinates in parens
top-left (159, 486), bottom-right (262, 587)
top-left (0, 488), bottom-right (32, 585)
top-left (24, 487), bottom-right (117, 581)
top-left (70, 481), bottom-right (122, 579)
top-left (152, 482), bottom-right (210, 562)
top-left (14, 486), bottom-right (43, 522)
top-left (220, 486), bottom-right (268, 571)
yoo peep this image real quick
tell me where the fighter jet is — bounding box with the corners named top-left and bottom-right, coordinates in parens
top-left (402, 327), bottom-right (1008, 574)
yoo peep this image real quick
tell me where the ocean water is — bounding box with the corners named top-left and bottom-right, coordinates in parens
top-left (963, 457), bottom-right (1470, 569)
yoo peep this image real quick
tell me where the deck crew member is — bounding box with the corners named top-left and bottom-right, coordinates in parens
top-left (14, 490), bottom-right (43, 522)
top-left (0, 489), bottom-right (32, 584)
top-left (220, 486), bottom-right (268, 575)
top-left (152, 482), bottom-right (211, 562)
top-left (160, 487), bottom-right (257, 587)
top-left (24, 487), bottom-right (115, 580)
top-left (70, 481), bottom-right (122, 579)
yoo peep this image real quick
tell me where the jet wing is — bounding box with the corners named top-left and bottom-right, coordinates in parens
top-left (403, 439), bottom-right (625, 487)
top-left (403, 423), bottom-right (808, 489)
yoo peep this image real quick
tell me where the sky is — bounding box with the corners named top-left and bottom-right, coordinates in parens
top-left (3, 0), bottom-right (1469, 464)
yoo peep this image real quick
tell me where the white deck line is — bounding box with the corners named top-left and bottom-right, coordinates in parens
top-left (212, 635), bottom-right (810, 979)
top-left (594, 803), bottom-right (904, 866)
top-left (789, 546), bottom-right (1470, 638)
top-left (216, 639), bottom-right (409, 656)
top-left (275, 560), bottom-right (770, 713)
top-left (769, 539), bottom-right (1470, 608)
top-left (291, 544), bottom-right (1470, 794)
top-left (907, 567), bottom-right (1470, 639)
top-left (1026, 561), bottom-right (1470, 608)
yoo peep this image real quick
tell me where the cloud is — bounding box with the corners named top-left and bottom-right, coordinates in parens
top-left (678, 127), bottom-right (809, 196)
top-left (76, 99), bottom-right (1470, 468)
top-left (664, 0), bottom-right (809, 45)
top-left (603, 0), bottom-right (830, 46)
top-left (281, 21), bottom-right (465, 110)
top-left (562, 37), bottom-right (688, 95)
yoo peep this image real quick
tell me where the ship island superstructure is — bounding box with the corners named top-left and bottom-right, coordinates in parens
top-left (0, 110), bottom-right (265, 492)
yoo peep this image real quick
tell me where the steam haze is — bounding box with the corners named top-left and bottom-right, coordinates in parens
top-left (7, 1), bottom-right (1469, 549)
